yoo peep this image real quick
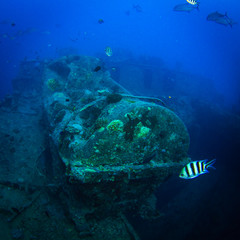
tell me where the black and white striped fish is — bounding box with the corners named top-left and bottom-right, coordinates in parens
top-left (179, 159), bottom-right (216, 179)
top-left (186, 0), bottom-right (199, 6)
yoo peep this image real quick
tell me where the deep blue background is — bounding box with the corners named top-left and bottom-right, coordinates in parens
top-left (0, 0), bottom-right (239, 104)
top-left (1, 2), bottom-right (240, 239)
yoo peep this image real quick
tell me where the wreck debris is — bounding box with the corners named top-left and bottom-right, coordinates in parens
top-left (42, 55), bottom-right (190, 238)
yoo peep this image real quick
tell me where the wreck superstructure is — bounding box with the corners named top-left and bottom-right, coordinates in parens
top-left (0, 55), bottom-right (190, 240)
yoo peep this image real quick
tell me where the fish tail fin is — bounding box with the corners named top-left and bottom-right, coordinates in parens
top-left (230, 21), bottom-right (238, 27)
top-left (205, 159), bottom-right (216, 170)
top-left (225, 12), bottom-right (231, 21)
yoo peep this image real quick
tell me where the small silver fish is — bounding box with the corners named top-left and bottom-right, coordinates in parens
top-left (179, 159), bottom-right (216, 179)
top-left (105, 46), bottom-right (113, 57)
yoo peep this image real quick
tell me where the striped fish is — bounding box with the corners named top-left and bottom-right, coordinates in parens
top-left (186, 0), bottom-right (199, 6)
top-left (179, 159), bottom-right (216, 179)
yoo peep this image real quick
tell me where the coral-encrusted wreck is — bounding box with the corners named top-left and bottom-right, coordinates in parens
top-left (0, 55), bottom-right (191, 240)
top-left (42, 55), bottom-right (190, 238)
top-left (44, 56), bottom-right (189, 182)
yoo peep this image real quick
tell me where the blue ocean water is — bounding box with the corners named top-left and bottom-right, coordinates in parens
top-left (0, 1), bottom-right (240, 240)
top-left (1, 0), bottom-right (239, 105)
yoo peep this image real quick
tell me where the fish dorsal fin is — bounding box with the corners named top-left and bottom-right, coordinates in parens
top-left (205, 159), bottom-right (216, 169)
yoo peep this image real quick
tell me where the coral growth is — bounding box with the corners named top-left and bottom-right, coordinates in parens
top-left (107, 120), bottom-right (124, 132)
top-left (135, 122), bottom-right (150, 138)
top-left (46, 78), bottom-right (60, 91)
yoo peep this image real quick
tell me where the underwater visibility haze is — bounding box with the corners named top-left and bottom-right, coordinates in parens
top-left (0, 1), bottom-right (240, 240)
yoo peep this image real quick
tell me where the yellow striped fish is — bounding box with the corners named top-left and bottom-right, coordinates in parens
top-left (186, 0), bottom-right (199, 6)
top-left (179, 159), bottom-right (216, 179)
top-left (105, 46), bottom-right (113, 57)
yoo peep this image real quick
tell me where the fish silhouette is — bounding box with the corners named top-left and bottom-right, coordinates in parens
top-left (207, 12), bottom-right (237, 27)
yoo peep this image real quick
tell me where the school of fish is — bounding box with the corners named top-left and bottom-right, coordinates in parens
top-left (173, 0), bottom-right (237, 27)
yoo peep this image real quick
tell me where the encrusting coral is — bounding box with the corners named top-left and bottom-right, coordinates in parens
top-left (46, 78), bottom-right (60, 91)
top-left (107, 120), bottom-right (124, 132)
